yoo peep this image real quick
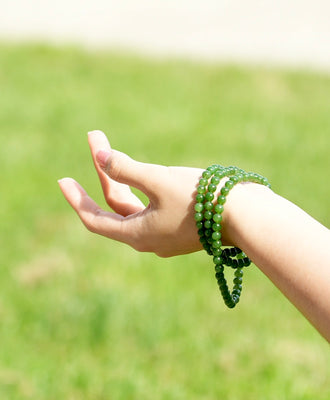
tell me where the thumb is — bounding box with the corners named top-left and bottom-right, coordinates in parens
top-left (96, 149), bottom-right (164, 199)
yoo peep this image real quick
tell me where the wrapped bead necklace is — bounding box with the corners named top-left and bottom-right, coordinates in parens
top-left (194, 165), bottom-right (271, 308)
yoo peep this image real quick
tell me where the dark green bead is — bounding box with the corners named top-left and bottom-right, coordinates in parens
top-left (195, 194), bottom-right (205, 203)
top-left (212, 240), bottom-right (222, 249)
top-left (205, 192), bottom-right (214, 201)
top-left (194, 212), bottom-right (203, 222)
top-left (225, 180), bottom-right (234, 189)
top-left (199, 178), bottom-right (208, 186)
top-left (204, 220), bottom-right (212, 229)
top-left (233, 277), bottom-right (242, 285)
top-left (234, 269), bottom-right (243, 277)
top-left (211, 176), bottom-right (220, 185)
top-left (214, 204), bottom-right (224, 214)
top-left (232, 289), bottom-right (241, 296)
top-left (197, 185), bottom-right (206, 194)
top-left (204, 211), bottom-right (213, 220)
top-left (194, 203), bottom-right (204, 212)
top-left (215, 265), bottom-right (223, 272)
top-left (213, 213), bottom-right (222, 223)
top-left (217, 195), bottom-right (226, 205)
top-left (202, 170), bottom-right (212, 179)
top-left (196, 221), bottom-right (203, 229)
top-left (221, 187), bottom-right (230, 196)
top-left (212, 223), bottom-right (221, 232)
top-left (212, 231), bottom-right (221, 240)
top-left (215, 272), bottom-right (223, 280)
top-left (204, 201), bottom-right (213, 211)
top-left (243, 258), bottom-right (251, 266)
top-left (198, 228), bottom-right (205, 236)
top-left (208, 183), bottom-right (217, 193)
top-left (225, 258), bottom-right (232, 267)
top-left (213, 248), bottom-right (222, 256)
top-left (238, 258), bottom-right (245, 267)
top-left (205, 229), bottom-right (212, 237)
top-left (234, 284), bottom-right (242, 291)
top-left (230, 247), bottom-right (237, 257)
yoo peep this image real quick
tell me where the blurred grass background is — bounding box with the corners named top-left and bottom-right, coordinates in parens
top-left (0, 43), bottom-right (329, 399)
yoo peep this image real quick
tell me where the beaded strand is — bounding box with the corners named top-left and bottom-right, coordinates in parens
top-left (195, 165), bottom-right (271, 308)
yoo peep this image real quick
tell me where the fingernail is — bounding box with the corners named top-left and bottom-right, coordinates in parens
top-left (96, 150), bottom-right (111, 169)
top-left (88, 130), bottom-right (103, 136)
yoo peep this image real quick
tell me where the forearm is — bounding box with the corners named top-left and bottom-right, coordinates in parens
top-left (224, 183), bottom-right (330, 341)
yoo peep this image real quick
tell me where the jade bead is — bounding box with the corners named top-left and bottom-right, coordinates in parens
top-left (202, 170), bottom-right (212, 179)
top-left (207, 166), bottom-right (216, 172)
top-left (205, 192), bottom-right (214, 201)
top-left (196, 221), bottom-right (203, 229)
top-left (208, 183), bottom-right (217, 193)
top-left (205, 229), bottom-right (212, 237)
top-left (230, 176), bottom-right (239, 184)
top-left (204, 211), bottom-right (213, 220)
top-left (238, 259), bottom-right (245, 268)
top-left (225, 180), bottom-right (234, 189)
top-left (211, 176), bottom-right (220, 185)
top-left (213, 213), bottom-right (222, 223)
top-left (204, 201), bottom-right (213, 211)
top-left (194, 213), bottom-right (203, 222)
top-left (234, 269), bottom-right (243, 277)
top-left (243, 258), bottom-right (251, 266)
top-left (204, 220), bottom-right (212, 229)
top-left (197, 185), bottom-right (206, 194)
top-left (213, 248), bottom-right (222, 256)
top-left (199, 178), bottom-right (208, 186)
top-left (233, 277), bottom-right (242, 285)
top-left (221, 187), bottom-right (230, 196)
top-left (213, 254), bottom-right (222, 264)
top-left (194, 203), bottom-right (204, 212)
top-left (217, 195), bottom-right (226, 205)
top-left (212, 223), bottom-right (221, 231)
top-left (212, 240), bottom-right (222, 249)
top-left (214, 204), bottom-right (224, 214)
top-left (212, 231), bottom-right (221, 241)
top-left (195, 194), bottom-right (204, 203)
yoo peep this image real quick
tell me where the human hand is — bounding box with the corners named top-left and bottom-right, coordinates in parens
top-left (58, 130), bottom-right (208, 257)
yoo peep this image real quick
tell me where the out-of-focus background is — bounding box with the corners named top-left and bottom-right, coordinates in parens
top-left (0, 1), bottom-right (329, 399)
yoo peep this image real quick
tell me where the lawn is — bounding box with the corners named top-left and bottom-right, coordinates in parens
top-left (0, 43), bottom-right (329, 399)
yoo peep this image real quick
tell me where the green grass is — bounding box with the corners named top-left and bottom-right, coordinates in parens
top-left (0, 43), bottom-right (329, 399)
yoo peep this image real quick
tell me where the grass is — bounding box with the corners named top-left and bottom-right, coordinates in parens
top-left (0, 42), bottom-right (329, 399)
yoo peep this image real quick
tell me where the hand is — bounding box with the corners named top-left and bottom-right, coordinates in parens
top-left (58, 130), bottom-right (206, 257)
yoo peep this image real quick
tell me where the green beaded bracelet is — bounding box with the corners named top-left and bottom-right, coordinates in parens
top-left (195, 165), bottom-right (271, 308)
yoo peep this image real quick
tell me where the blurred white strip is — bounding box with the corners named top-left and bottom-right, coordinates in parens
top-left (0, 0), bottom-right (329, 70)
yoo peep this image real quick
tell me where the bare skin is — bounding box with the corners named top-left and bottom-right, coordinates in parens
top-left (58, 130), bottom-right (330, 341)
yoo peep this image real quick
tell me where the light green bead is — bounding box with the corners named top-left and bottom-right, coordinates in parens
top-left (194, 203), bottom-right (204, 212)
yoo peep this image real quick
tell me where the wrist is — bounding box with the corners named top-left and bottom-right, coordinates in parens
top-left (222, 182), bottom-right (273, 247)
